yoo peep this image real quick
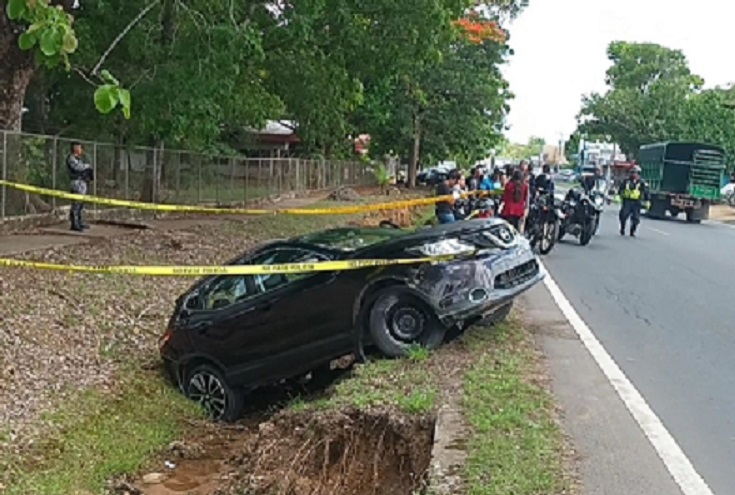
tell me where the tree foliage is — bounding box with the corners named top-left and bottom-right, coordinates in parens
top-left (499, 135), bottom-right (544, 161)
top-left (4, 0), bottom-right (527, 168)
top-left (578, 41), bottom-right (735, 163)
top-left (5, 0), bottom-right (131, 119)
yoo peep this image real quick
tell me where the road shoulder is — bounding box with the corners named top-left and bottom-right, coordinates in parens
top-left (520, 284), bottom-right (683, 495)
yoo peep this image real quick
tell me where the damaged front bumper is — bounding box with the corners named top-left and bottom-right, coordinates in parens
top-left (415, 241), bottom-right (545, 327)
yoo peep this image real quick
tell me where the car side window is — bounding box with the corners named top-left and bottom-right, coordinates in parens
top-left (198, 248), bottom-right (329, 311)
top-left (251, 248), bottom-right (330, 293)
top-left (201, 275), bottom-right (257, 311)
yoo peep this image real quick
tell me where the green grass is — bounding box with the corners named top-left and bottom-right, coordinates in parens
top-left (292, 358), bottom-right (438, 415)
top-left (462, 321), bottom-right (569, 495)
top-left (1, 367), bottom-right (203, 495)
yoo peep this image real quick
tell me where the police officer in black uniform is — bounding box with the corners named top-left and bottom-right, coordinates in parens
top-left (618, 165), bottom-right (649, 237)
top-left (66, 142), bottom-right (93, 231)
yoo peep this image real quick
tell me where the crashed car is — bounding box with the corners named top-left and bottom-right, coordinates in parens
top-left (159, 219), bottom-right (544, 420)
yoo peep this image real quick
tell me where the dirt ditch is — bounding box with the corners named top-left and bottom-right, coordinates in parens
top-left (130, 408), bottom-right (435, 495)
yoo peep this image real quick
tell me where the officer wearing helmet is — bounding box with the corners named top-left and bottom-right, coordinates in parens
top-left (617, 165), bottom-right (649, 237)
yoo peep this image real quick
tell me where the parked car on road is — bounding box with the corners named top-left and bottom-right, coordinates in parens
top-left (418, 168), bottom-right (449, 185)
top-left (159, 220), bottom-right (544, 420)
top-left (554, 169), bottom-right (577, 183)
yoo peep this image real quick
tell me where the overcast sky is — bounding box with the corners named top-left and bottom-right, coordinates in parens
top-left (501, 0), bottom-right (735, 146)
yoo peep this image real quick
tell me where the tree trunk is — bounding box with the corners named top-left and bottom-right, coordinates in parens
top-left (408, 111), bottom-right (421, 188)
top-left (0, 0), bottom-right (74, 130)
top-left (0, 11), bottom-right (35, 131)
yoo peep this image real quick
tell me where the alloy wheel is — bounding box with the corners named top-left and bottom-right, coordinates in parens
top-left (187, 371), bottom-right (228, 419)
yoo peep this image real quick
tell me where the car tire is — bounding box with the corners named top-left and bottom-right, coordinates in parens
top-left (185, 364), bottom-right (244, 422)
top-left (368, 289), bottom-right (447, 358)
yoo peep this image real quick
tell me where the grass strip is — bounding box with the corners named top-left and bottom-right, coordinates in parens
top-left (2, 371), bottom-right (201, 495)
top-left (463, 321), bottom-right (570, 495)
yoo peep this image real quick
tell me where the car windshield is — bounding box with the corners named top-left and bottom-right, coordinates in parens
top-left (298, 227), bottom-right (407, 251)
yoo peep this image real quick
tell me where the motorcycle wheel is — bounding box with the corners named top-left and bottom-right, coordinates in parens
top-left (539, 221), bottom-right (557, 255)
top-left (579, 223), bottom-right (593, 246)
top-left (592, 215), bottom-right (600, 236)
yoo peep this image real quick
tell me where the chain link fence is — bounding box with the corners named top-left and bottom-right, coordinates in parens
top-left (0, 130), bottom-right (374, 221)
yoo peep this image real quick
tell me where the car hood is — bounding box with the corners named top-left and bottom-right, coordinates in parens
top-left (352, 218), bottom-right (519, 256)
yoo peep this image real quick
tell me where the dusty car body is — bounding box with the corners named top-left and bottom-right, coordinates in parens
top-left (159, 219), bottom-right (544, 420)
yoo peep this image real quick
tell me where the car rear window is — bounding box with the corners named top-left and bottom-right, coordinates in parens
top-left (298, 228), bottom-right (406, 251)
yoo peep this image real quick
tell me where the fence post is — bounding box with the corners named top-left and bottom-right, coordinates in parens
top-left (295, 158), bottom-right (300, 192)
top-left (242, 158), bottom-right (250, 207)
top-left (175, 151), bottom-right (181, 203)
top-left (197, 154), bottom-right (202, 204)
top-left (152, 145), bottom-right (158, 204)
top-left (1, 131), bottom-right (6, 221)
top-left (229, 157), bottom-right (235, 204)
top-left (92, 143), bottom-right (98, 215)
top-left (51, 137), bottom-right (58, 210)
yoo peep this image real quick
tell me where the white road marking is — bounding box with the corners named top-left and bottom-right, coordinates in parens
top-left (648, 226), bottom-right (670, 236)
top-left (703, 220), bottom-right (735, 230)
top-left (541, 266), bottom-right (715, 495)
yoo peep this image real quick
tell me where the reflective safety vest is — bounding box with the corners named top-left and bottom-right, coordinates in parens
top-left (621, 181), bottom-right (642, 200)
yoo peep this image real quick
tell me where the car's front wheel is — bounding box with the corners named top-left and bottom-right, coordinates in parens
top-left (185, 364), bottom-right (244, 422)
top-left (368, 289), bottom-right (446, 358)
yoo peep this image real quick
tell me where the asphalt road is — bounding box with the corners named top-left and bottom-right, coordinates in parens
top-left (543, 208), bottom-right (735, 495)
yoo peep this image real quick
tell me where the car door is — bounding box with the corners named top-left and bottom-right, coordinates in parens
top-left (245, 247), bottom-right (354, 358)
top-left (218, 247), bottom-right (351, 381)
top-left (184, 272), bottom-right (264, 372)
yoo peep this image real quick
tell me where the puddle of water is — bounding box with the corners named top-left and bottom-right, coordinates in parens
top-left (142, 459), bottom-right (221, 495)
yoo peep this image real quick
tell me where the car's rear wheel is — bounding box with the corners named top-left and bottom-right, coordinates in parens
top-left (185, 364), bottom-right (244, 422)
top-left (368, 289), bottom-right (446, 358)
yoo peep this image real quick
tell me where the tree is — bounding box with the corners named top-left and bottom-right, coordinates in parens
top-left (526, 136), bottom-right (545, 156)
top-left (578, 41), bottom-right (701, 159)
top-left (564, 132), bottom-right (580, 162)
top-left (681, 87), bottom-right (735, 165)
top-left (351, 1), bottom-right (523, 185)
top-left (2, 0), bottom-right (132, 131)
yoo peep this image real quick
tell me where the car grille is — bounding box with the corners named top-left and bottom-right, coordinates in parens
top-left (494, 260), bottom-right (539, 289)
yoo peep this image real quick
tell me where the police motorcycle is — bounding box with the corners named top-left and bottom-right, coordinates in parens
top-left (524, 189), bottom-right (563, 255)
top-left (558, 187), bottom-right (602, 246)
top-left (588, 182), bottom-right (608, 236)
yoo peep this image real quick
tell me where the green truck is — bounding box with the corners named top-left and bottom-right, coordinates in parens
top-left (639, 142), bottom-right (726, 223)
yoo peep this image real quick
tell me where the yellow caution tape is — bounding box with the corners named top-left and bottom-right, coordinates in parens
top-left (0, 255), bottom-right (458, 276)
top-left (0, 180), bottom-right (500, 216)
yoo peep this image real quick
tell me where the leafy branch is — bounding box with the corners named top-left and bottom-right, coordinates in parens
top-left (6, 0), bottom-right (132, 118)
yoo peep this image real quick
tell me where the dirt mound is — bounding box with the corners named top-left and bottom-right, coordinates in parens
top-left (220, 408), bottom-right (435, 495)
top-left (328, 187), bottom-right (362, 202)
top-left (355, 206), bottom-right (425, 228)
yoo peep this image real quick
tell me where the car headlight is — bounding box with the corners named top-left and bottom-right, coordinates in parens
top-left (410, 238), bottom-right (476, 257)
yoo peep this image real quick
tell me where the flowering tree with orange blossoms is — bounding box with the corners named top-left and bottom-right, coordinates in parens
top-left (453, 16), bottom-right (507, 44)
